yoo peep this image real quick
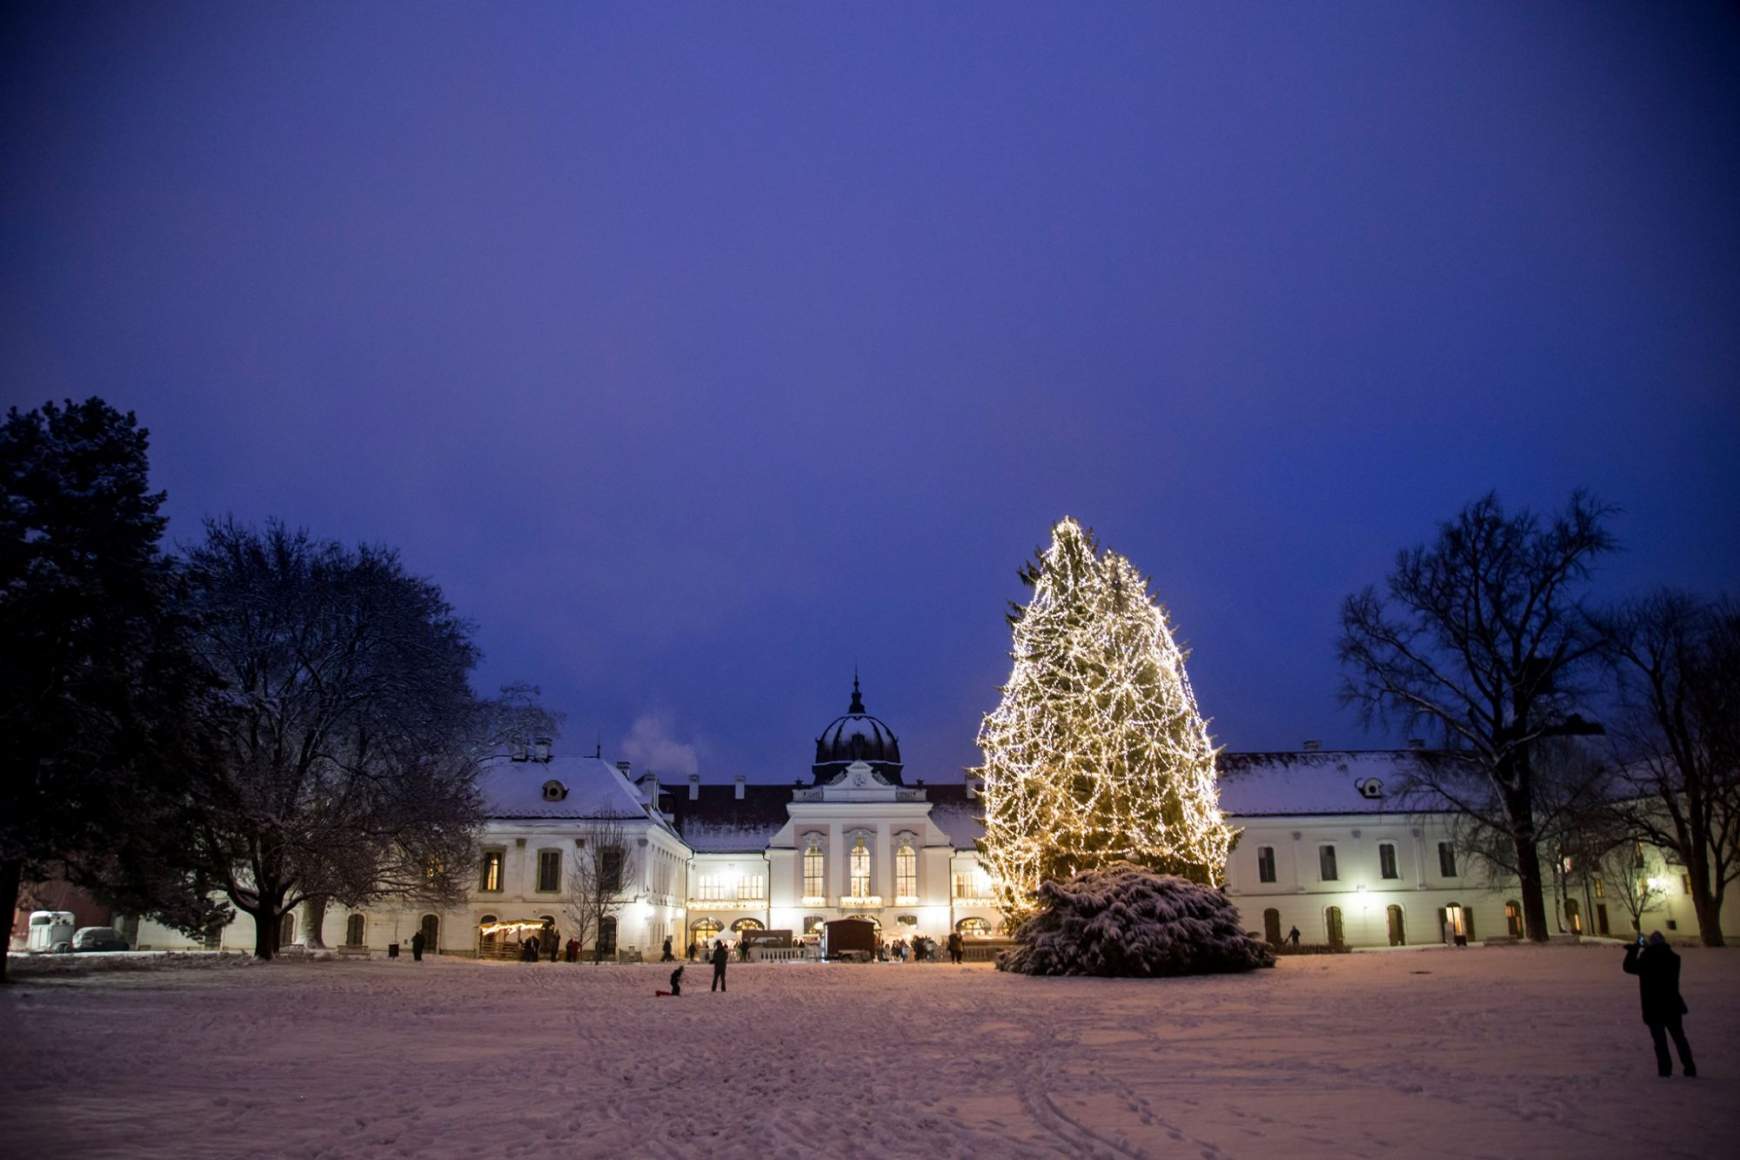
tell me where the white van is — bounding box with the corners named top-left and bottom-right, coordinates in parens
top-left (26, 911), bottom-right (76, 953)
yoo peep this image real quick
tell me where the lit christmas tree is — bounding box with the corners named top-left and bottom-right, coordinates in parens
top-left (976, 517), bottom-right (1236, 920)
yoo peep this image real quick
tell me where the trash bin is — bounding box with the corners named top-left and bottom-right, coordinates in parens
top-left (387, 942), bottom-right (400, 959)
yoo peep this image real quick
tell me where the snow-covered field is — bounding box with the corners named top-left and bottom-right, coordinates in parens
top-left (1, 945), bottom-right (1732, 1159)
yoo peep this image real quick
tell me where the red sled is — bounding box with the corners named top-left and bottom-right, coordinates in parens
top-left (655, 989), bottom-right (678, 997)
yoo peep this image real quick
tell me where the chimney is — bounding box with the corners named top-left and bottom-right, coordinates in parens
top-left (1303, 740), bottom-right (1322, 752)
top-left (688, 774), bottom-right (700, 801)
top-left (1407, 738), bottom-right (1426, 749)
top-left (636, 770), bottom-right (659, 805)
top-left (615, 760), bottom-right (631, 777)
top-left (532, 736), bottom-right (552, 763)
top-left (733, 775), bottom-right (745, 801)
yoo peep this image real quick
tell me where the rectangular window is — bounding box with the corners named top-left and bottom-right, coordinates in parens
top-left (600, 847), bottom-right (623, 894)
top-left (1379, 843), bottom-right (1399, 880)
top-left (736, 875), bottom-right (765, 902)
top-left (1592, 876), bottom-right (1605, 899)
top-left (896, 846), bottom-right (917, 898)
top-left (480, 850), bottom-right (503, 893)
top-left (1437, 842), bottom-right (1457, 878)
top-left (1318, 845), bottom-right (1338, 882)
top-left (536, 850), bottom-right (561, 892)
top-left (1257, 846), bottom-right (1276, 884)
top-left (697, 875), bottom-right (723, 901)
top-left (1681, 873), bottom-right (1691, 895)
top-left (803, 848), bottom-right (824, 898)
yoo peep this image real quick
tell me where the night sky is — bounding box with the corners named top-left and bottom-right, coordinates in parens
top-left (4, 4), bottom-right (1737, 783)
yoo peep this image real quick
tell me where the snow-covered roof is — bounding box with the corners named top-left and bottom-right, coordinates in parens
top-left (661, 784), bottom-right (795, 852)
top-left (480, 754), bottom-right (658, 821)
top-left (924, 785), bottom-right (984, 848)
top-left (1215, 750), bottom-right (1442, 816)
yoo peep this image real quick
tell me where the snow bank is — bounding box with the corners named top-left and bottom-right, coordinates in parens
top-left (1000, 864), bottom-right (1275, 977)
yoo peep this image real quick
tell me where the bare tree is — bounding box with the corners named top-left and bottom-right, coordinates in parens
top-left (1600, 839), bottom-right (1665, 936)
top-left (1598, 591), bottom-right (1740, 946)
top-left (564, 817), bottom-right (637, 963)
top-left (175, 520), bottom-right (554, 959)
top-left (1339, 491), bottom-right (1616, 941)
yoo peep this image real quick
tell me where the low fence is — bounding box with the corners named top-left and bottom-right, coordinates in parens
top-left (749, 946), bottom-right (811, 963)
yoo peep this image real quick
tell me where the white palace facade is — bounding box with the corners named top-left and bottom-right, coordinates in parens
top-left (132, 679), bottom-right (1734, 957)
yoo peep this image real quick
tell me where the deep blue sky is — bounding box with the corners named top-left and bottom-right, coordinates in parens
top-left (5, 3), bottom-right (1737, 782)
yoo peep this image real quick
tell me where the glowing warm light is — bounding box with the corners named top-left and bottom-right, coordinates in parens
top-left (975, 517), bottom-right (1237, 922)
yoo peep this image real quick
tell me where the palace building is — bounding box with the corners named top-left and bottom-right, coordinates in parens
top-left (128, 679), bottom-right (1733, 957)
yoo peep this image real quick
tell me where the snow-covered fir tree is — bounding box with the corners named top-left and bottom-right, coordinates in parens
top-left (975, 517), bottom-right (1235, 920)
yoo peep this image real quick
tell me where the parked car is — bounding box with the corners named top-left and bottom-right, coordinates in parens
top-left (70, 926), bottom-right (130, 953)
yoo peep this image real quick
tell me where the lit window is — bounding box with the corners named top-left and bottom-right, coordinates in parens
top-left (1379, 843), bottom-right (1399, 880)
top-left (480, 850), bottom-right (503, 893)
top-left (1257, 846), bottom-right (1276, 883)
top-left (895, 840), bottom-right (917, 898)
top-left (850, 836), bottom-right (871, 896)
top-left (803, 840), bottom-right (825, 898)
top-left (698, 875), bottom-right (723, 901)
top-left (736, 875), bottom-right (765, 902)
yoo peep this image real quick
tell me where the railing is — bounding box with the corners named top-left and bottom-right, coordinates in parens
top-left (960, 941), bottom-right (1014, 963)
top-left (749, 946), bottom-right (811, 962)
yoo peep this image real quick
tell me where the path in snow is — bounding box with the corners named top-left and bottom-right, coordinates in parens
top-left (1, 945), bottom-right (1732, 1159)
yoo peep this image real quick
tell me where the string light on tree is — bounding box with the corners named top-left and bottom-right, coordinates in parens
top-left (975, 517), bottom-right (1236, 921)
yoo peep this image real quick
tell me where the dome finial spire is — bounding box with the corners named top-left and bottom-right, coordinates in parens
top-left (849, 666), bottom-right (865, 714)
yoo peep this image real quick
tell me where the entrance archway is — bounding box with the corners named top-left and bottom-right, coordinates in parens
top-left (1386, 905), bottom-right (1405, 946)
top-left (1325, 906), bottom-right (1344, 947)
top-left (419, 914), bottom-right (440, 954)
top-left (692, 918), bottom-right (722, 946)
top-left (597, 916), bottom-right (617, 957)
top-left (1262, 908), bottom-right (1282, 946)
top-left (345, 913), bottom-right (365, 947)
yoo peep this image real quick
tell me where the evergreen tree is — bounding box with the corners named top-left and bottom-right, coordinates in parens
top-left (0, 399), bottom-right (215, 982)
top-left (976, 517), bottom-right (1235, 921)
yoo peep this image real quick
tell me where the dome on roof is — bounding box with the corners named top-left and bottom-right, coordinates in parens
top-left (812, 676), bottom-right (904, 784)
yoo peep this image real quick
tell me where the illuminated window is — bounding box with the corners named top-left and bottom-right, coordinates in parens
top-left (1505, 901), bottom-right (1523, 938)
top-left (692, 918), bottom-right (721, 944)
top-left (480, 850), bottom-right (503, 893)
top-left (850, 836), bottom-right (871, 896)
top-left (1378, 843), bottom-right (1399, 880)
top-left (1318, 845), bottom-right (1338, 882)
top-left (803, 839), bottom-right (825, 898)
top-left (1257, 846), bottom-right (1276, 883)
top-left (895, 839), bottom-right (917, 898)
top-left (736, 875), bottom-right (765, 902)
top-left (536, 850), bottom-right (562, 892)
top-left (956, 917), bottom-right (992, 937)
top-left (698, 875), bottom-right (724, 901)
top-left (1592, 876), bottom-right (1605, 899)
top-left (802, 915), bottom-right (823, 935)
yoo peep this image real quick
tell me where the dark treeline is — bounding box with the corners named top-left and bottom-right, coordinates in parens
top-left (1340, 491), bottom-right (1738, 946)
top-left (0, 398), bottom-right (555, 980)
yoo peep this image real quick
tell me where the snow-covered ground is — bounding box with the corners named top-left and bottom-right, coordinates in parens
top-left (1, 945), bottom-right (1732, 1159)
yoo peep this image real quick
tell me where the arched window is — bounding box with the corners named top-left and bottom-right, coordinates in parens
top-left (1262, 908), bottom-right (1282, 946)
top-left (849, 835), bottom-right (871, 897)
top-left (345, 913), bottom-right (365, 947)
top-left (1505, 900), bottom-right (1524, 939)
top-left (956, 916), bottom-right (992, 937)
top-left (1324, 906), bottom-right (1344, 947)
top-left (801, 915), bottom-right (824, 935)
top-left (730, 918), bottom-right (764, 932)
top-left (895, 838), bottom-right (917, 900)
top-left (692, 918), bottom-right (721, 944)
top-left (802, 837), bottom-right (825, 899)
top-left (278, 912), bottom-right (296, 948)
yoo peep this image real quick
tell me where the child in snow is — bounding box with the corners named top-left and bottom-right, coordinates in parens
top-left (668, 964), bottom-right (684, 996)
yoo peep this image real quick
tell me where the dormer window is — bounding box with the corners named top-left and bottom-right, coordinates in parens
top-left (541, 779), bottom-right (568, 802)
